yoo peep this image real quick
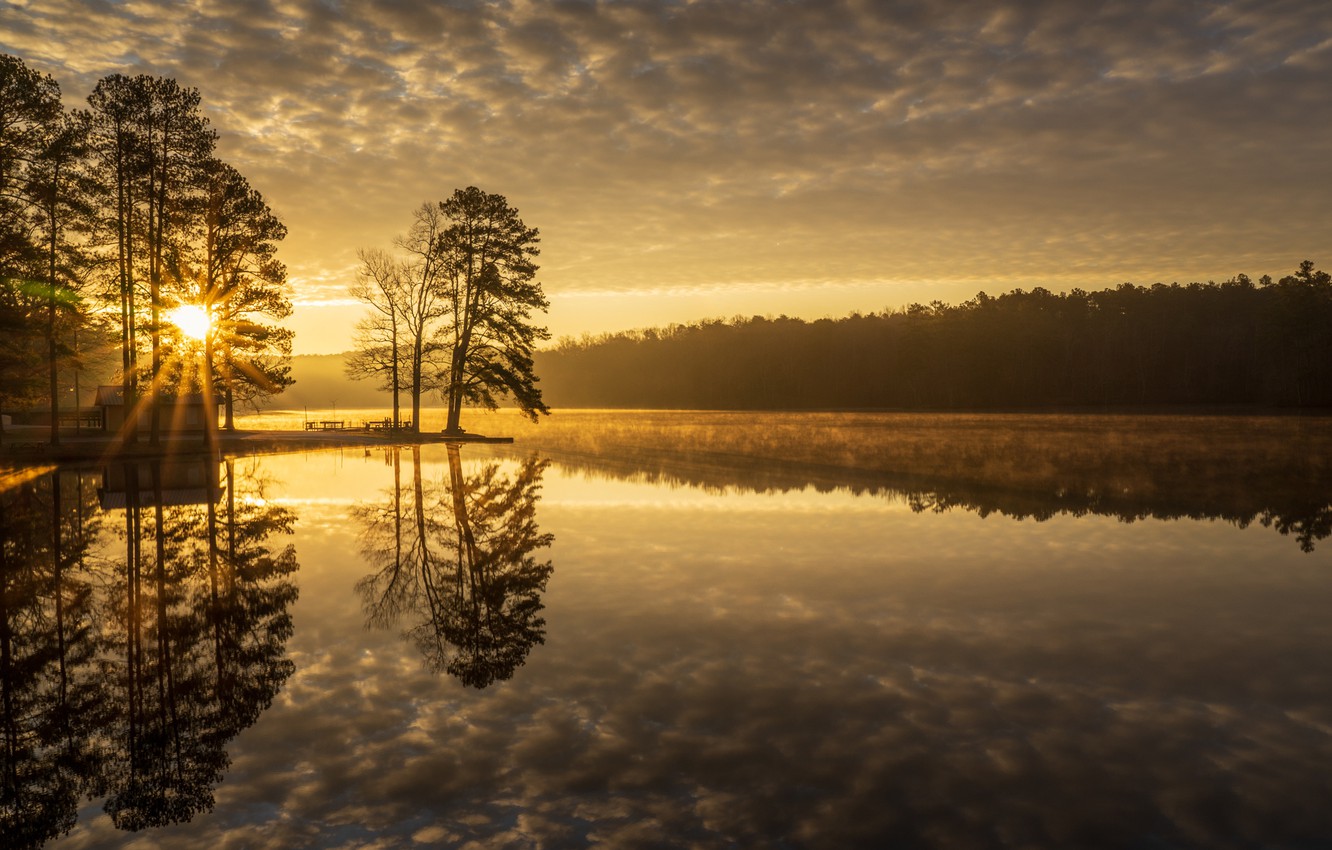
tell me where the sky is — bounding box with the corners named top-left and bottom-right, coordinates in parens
top-left (2, 0), bottom-right (1330, 355)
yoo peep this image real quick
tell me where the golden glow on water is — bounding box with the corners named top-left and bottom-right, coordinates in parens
top-left (238, 408), bottom-right (1332, 509)
top-left (0, 464), bottom-right (57, 493)
top-left (9, 419), bottom-right (1332, 847)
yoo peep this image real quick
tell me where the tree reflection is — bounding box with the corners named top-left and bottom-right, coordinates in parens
top-left (103, 457), bottom-right (297, 830)
top-left (0, 455), bottom-right (297, 846)
top-left (0, 468), bottom-right (102, 850)
top-left (356, 445), bottom-right (554, 688)
top-left (538, 436), bottom-right (1332, 553)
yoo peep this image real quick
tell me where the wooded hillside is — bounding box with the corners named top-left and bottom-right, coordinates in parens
top-left (536, 263), bottom-right (1332, 410)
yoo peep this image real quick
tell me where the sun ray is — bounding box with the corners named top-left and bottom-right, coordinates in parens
top-left (169, 304), bottom-right (211, 341)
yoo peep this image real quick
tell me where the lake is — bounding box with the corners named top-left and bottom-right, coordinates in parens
top-left (4, 411), bottom-right (1332, 849)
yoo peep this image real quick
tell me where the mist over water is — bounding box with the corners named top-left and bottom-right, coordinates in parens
top-left (6, 413), bottom-right (1331, 848)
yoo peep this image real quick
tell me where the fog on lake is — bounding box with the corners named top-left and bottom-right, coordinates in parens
top-left (3, 412), bottom-right (1331, 849)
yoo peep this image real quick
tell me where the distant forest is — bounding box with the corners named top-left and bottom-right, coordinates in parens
top-left (536, 262), bottom-right (1332, 410)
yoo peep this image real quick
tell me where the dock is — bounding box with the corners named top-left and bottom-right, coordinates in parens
top-left (0, 428), bottom-right (514, 463)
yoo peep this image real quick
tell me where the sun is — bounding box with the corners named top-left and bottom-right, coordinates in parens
top-left (169, 304), bottom-right (211, 341)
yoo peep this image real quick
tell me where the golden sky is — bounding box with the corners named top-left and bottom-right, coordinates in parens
top-left (3, 0), bottom-right (1330, 354)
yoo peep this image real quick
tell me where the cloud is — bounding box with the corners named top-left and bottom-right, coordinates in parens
top-left (3, 0), bottom-right (1330, 350)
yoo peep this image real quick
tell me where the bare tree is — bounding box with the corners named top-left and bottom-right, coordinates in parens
top-left (394, 204), bottom-right (452, 431)
top-left (346, 247), bottom-right (407, 428)
top-left (349, 207), bottom-right (451, 432)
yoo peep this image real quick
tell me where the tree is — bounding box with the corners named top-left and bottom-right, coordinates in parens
top-left (0, 54), bottom-right (64, 440)
top-left (432, 187), bottom-right (549, 434)
top-left (187, 158), bottom-right (292, 429)
top-left (1263, 260), bottom-right (1332, 406)
top-left (86, 74), bottom-right (216, 444)
top-left (85, 75), bottom-right (147, 440)
top-left (28, 112), bottom-right (94, 445)
top-left (345, 248), bottom-right (407, 429)
top-left (140, 78), bottom-right (215, 444)
top-left (0, 54), bottom-right (63, 260)
top-left (351, 190), bottom-right (551, 435)
top-left (393, 203), bottom-right (452, 432)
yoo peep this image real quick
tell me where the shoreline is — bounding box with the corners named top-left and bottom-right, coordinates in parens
top-left (0, 428), bottom-right (514, 464)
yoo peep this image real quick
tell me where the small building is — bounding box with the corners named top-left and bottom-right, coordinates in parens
top-left (94, 385), bottom-right (218, 433)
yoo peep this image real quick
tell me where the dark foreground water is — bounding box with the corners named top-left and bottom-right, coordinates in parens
top-left (4, 419), bottom-right (1332, 849)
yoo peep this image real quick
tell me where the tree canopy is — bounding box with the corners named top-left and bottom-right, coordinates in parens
top-left (538, 262), bottom-right (1332, 410)
top-left (435, 187), bottom-right (549, 433)
top-left (0, 52), bottom-right (294, 442)
top-left (347, 187), bottom-right (550, 434)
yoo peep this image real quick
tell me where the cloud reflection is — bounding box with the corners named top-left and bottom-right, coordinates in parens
top-left (47, 445), bottom-right (1332, 849)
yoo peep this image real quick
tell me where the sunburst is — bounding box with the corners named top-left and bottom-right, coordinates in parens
top-left (169, 304), bottom-right (211, 341)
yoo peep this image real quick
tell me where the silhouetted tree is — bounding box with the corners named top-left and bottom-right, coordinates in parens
top-left (433, 187), bottom-right (549, 434)
top-left (86, 74), bottom-right (219, 444)
top-left (29, 112), bottom-right (95, 445)
top-left (538, 262), bottom-right (1332, 412)
top-left (0, 54), bottom-right (64, 441)
top-left (186, 158), bottom-right (292, 429)
top-left (355, 445), bottom-right (554, 687)
top-left (346, 247), bottom-right (408, 429)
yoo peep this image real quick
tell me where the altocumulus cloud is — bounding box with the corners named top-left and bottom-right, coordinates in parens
top-left (2, 0), bottom-right (1330, 327)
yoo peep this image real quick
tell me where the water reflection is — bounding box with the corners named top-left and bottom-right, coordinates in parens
top-left (0, 457), bottom-right (296, 848)
top-left (355, 445), bottom-right (553, 687)
top-left (536, 438), bottom-right (1332, 552)
top-left (4, 420), bottom-right (1330, 849)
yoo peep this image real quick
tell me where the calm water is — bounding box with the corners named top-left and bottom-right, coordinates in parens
top-left (4, 413), bottom-right (1332, 849)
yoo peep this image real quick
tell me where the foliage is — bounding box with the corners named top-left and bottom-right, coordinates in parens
top-left (347, 188), bottom-right (550, 434)
top-left (0, 51), bottom-right (294, 443)
top-left (188, 158), bottom-right (293, 427)
top-left (433, 187), bottom-right (549, 431)
top-left (539, 263), bottom-right (1332, 410)
top-left (0, 55), bottom-right (66, 433)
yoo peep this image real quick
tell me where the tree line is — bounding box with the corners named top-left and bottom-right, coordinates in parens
top-left (538, 262), bottom-right (1332, 410)
top-left (0, 52), bottom-right (293, 445)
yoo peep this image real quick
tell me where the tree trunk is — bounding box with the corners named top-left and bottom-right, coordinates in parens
top-left (445, 346), bottom-right (465, 433)
top-left (47, 180), bottom-right (60, 447)
top-left (412, 337), bottom-right (423, 433)
top-left (47, 315), bottom-right (59, 445)
top-left (391, 324), bottom-right (400, 429)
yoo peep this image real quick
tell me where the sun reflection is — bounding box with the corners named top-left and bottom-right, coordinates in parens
top-left (169, 304), bottom-right (211, 341)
